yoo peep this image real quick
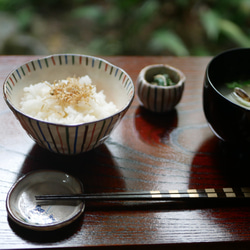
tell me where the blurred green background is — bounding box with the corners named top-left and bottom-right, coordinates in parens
top-left (1, 0), bottom-right (250, 56)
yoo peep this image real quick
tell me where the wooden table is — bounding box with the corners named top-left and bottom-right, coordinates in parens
top-left (1, 56), bottom-right (250, 250)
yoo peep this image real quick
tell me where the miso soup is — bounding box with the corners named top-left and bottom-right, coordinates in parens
top-left (219, 80), bottom-right (250, 108)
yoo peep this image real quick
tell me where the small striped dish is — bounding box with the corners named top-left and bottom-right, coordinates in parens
top-left (137, 64), bottom-right (185, 113)
top-left (3, 54), bottom-right (134, 155)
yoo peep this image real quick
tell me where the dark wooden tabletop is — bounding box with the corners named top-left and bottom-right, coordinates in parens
top-left (1, 55), bottom-right (250, 250)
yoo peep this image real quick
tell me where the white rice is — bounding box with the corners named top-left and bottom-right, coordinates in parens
top-left (19, 75), bottom-right (118, 124)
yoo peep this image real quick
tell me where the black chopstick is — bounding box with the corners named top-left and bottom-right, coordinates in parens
top-left (35, 187), bottom-right (250, 201)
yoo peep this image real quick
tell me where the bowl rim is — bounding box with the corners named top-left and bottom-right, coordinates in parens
top-left (205, 47), bottom-right (250, 111)
top-left (3, 54), bottom-right (135, 127)
top-left (6, 169), bottom-right (85, 231)
top-left (137, 63), bottom-right (186, 89)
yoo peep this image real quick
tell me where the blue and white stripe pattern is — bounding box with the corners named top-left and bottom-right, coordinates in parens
top-left (3, 54), bottom-right (134, 155)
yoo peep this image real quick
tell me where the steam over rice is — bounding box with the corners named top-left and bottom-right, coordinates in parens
top-left (20, 75), bottom-right (118, 124)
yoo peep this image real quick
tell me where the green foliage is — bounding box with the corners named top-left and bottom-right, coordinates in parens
top-left (0, 0), bottom-right (250, 56)
top-left (200, 10), bottom-right (220, 40)
top-left (200, 7), bottom-right (250, 48)
top-left (149, 29), bottom-right (189, 56)
top-left (220, 19), bottom-right (250, 47)
top-left (70, 5), bottom-right (103, 20)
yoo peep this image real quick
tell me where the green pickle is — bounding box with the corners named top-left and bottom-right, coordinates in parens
top-left (151, 74), bottom-right (175, 86)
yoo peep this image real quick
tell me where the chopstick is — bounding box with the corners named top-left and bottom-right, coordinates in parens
top-left (35, 187), bottom-right (250, 201)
